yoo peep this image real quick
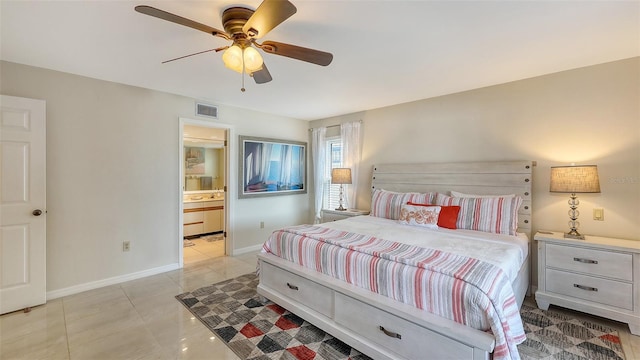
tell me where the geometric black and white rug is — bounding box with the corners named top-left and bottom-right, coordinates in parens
top-left (176, 273), bottom-right (626, 360)
top-left (518, 303), bottom-right (625, 360)
top-left (176, 273), bottom-right (370, 360)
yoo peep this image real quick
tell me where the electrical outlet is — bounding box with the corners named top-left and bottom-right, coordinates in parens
top-left (123, 241), bottom-right (131, 251)
top-left (260, 221), bottom-right (265, 229)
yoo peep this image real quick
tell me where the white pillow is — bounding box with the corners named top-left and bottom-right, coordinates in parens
top-left (398, 204), bottom-right (441, 229)
top-left (450, 191), bottom-right (516, 198)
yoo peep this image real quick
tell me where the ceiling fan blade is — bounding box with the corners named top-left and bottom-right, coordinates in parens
top-left (251, 64), bottom-right (273, 84)
top-left (260, 41), bottom-right (333, 66)
top-left (135, 5), bottom-right (229, 40)
top-left (242, 0), bottom-right (297, 39)
top-left (162, 47), bottom-right (228, 64)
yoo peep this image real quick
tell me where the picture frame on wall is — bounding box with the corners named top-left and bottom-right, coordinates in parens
top-left (239, 136), bottom-right (307, 198)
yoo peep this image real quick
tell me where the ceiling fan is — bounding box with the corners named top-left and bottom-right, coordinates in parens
top-left (135, 0), bottom-right (333, 90)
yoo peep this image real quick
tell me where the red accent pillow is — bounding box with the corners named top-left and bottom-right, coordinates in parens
top-left (407, 202), bottom-right (461, 229)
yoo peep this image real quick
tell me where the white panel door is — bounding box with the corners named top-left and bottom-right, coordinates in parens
top-left (0, 95), bottom-right (46, 314)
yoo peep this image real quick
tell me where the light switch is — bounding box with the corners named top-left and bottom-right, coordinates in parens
top-left (593, 208), bottom-right (604, 221)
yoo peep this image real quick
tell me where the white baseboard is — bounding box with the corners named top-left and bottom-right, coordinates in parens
top-left (46, 263), bottom-right (181, 300)
top-left (232, 244), bottom-right (263, 256)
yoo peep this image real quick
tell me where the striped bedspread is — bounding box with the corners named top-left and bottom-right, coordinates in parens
top-left (262, 224), bottom-right (526, 360)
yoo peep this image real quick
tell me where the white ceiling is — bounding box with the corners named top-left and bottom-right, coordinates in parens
top-left (1, 1), bottom-right (638, 121)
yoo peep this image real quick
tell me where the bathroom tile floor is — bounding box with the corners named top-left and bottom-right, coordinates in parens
top-left (1, 248), bottom-right (639, 360)
top-left (183, 235), bottom-right (226, 265)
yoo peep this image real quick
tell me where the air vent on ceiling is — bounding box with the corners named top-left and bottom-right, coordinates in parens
top-left (196, 102), bottom-right (218, 119)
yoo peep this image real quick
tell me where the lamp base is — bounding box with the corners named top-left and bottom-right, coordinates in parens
top-left (334, 205), bottom-right (347, 211)
top-left (563, 232), bottom-right (585, 240)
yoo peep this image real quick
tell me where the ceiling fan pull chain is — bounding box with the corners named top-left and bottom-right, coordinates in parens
top-left (241, 48), bottom-right (246, 92)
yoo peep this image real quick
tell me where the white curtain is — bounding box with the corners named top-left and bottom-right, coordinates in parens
top-left (341, 121), bottom-right (362, 210)
top-left (311, 127), bottom-right (327, 223)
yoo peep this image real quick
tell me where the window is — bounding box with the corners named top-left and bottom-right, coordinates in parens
top-left (323, 137), bottom-right (343, 209)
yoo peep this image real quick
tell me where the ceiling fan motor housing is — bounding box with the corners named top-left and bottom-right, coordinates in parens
top-left (222, 7), bottom-right (254, 46)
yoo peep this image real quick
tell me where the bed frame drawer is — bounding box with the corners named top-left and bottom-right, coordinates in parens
top-left (260, 262), bottom-right (333, 317)
top-left (334, 292), bottom-right (473, 360)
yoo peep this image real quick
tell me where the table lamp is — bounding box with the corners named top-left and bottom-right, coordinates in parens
top-left (331, 168), bottom-right (352, 211)
top-left (549, 165), bottom-right (601, 239)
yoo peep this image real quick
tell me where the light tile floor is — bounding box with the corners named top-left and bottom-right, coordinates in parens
top-left (1, 248), bottom-right (639, 359)
top-left (0, 241), bottom-right (255, 360)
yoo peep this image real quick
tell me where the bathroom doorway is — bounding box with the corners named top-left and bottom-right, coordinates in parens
top-left (179, 119), bottom-right (231, 266)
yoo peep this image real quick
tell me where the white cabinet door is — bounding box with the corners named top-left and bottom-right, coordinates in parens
top-left (203, 201), bottom-right (223, 233)
top-left (0, 95), bottom-right (47, 314)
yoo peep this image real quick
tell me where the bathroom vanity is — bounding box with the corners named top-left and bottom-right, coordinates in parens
top-left (183, 193), bottom-right (224, 237)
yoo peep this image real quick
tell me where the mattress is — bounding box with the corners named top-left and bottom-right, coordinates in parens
top-left (261, 216), bottom-right (527, 360)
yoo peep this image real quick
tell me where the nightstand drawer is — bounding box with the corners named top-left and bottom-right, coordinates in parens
top-left (321, 209), bottom-right (369, 223)
top-left (322, 212), bottom-right (349, 222)
top-left (546, 268), bottom-right (633, 310)
top-left (546, 243), bottom-right (632, 281)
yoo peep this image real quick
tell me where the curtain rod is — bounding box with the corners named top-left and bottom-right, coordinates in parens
top-left (309, 120), bottom-right (362, 131)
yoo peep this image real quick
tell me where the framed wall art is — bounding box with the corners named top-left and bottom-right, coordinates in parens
top-left (239, 136), bottom-right (307, 198)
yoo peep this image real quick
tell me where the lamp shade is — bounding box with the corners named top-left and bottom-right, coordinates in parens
top-left (550, 165), bottom-right (601, 193)
top-left (331, 168), bottom-right (352, 184)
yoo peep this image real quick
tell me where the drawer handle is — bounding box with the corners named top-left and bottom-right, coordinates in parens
top-left (574, 284), bottom-right (598, 292)
top-left (379, 326), bottom-right (402, 339)
top-left (573, 257), bottom-right (598, 264)
top-left (286, 283), bottom-right (299, 291)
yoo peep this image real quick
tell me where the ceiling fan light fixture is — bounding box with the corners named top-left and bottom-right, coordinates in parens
top-left (222, 45), bottom-right (244, 73)
top-left (222, 44), bottom-right (263, 74)
top-left (243, 46), bottom-right (263, 73)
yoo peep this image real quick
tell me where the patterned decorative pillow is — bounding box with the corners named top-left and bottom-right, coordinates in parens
top-left (407, 202), bottom-right (461, 229)
top-left (398, 204), bottom-right (441, 229)
top-left (370, 189), bottom-right (435, 220)
top-left (435, 193), bottom-right (522, 235)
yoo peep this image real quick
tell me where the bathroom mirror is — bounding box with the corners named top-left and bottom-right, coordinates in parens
top-left (184, 142), bottom-right (224, 192)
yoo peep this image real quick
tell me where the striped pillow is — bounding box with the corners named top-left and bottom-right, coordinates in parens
top-left (435, 193), bottom-right (522, 235)
top-left (370, 189), bottom-right (435, 220)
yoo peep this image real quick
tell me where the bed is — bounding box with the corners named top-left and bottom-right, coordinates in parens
top-left (257, 161), bottom-right (533, 360)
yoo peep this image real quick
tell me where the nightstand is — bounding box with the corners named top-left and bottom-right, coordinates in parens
top-left (321, 209), bottom-right (370, 223)
top-left (535, 231), bottom-right (640, 335)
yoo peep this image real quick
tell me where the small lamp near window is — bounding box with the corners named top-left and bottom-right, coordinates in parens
top-left (549, 165), bottom-right (601, 240)
top-left (331, 168), bottom-right (352, 211)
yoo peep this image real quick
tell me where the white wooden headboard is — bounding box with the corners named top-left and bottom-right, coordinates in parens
top-left (371, 161), bottom-right (534, 238)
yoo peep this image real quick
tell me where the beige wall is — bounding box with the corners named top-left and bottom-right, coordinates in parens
top-left (310, 57), bottom-right (640, 241)
top-left (3, 57), bottom-right (637, 295)
top-left (1, 61), bottom-right (310, 294)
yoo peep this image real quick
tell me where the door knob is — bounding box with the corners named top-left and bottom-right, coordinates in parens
top-left (32, 209), bottom-right (43, 216)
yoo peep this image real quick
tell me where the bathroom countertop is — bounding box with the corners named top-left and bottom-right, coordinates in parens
top-left (183, 197), bottom-right (224, 203)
